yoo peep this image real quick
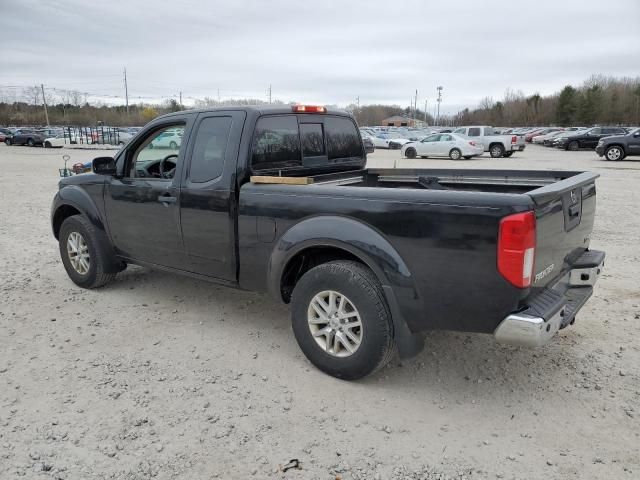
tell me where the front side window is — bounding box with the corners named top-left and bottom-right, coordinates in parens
top-left (588, 128), bottom-right (602, 135)
top-left (325, 117), bottom-right (363, 161)
top-left (189, 116), bottom-right (232, 183)
top-left (128, 124), bottom-right (185, 179)
top-left (251, 115), bottom-right (301, 171)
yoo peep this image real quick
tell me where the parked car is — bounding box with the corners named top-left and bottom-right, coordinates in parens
top-left (595, 128), bottom-right (640, 161)
top-left (557, 127), bottom-right (628, 151)
top-left (0, 127), bottom-right (12, 143)
top-left (4, 129), bottom-right (46, 146)
top-left (550, 129), bottom-right (588, 148)
top-left (524, 128), bottom-right (549, 142)
top-left (452, 126), bottom-right (526, 157)
top-left (44, 131), bottom-right (79, 148)
top-left (377, 133), bottom-right (411, 149)
top-left (51, 105), bottom-right (605, 379)
top-left (148, 130), bottom-right (182, 149)
top-left (532, 130), bottom-right (564, 145)
top-left (401, 133), bottom-right (484, 160)
top-left (531, 128), bottom-right (564, 144)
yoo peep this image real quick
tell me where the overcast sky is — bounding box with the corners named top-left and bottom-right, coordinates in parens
top-left (1, 0), bottom-right (639, 113)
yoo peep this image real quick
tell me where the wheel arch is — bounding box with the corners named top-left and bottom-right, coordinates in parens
top-left (51, 186), bottom-right (106, 239)
top-left (606, 143), bottom-right (626, 154)
top-left (268, 215), bottom-right (424, 358)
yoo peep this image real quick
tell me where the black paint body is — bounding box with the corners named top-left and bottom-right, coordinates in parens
top-left (51, 106), bottom-right (601, 342)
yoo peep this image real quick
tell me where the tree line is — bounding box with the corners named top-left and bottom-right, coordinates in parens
top-left (1, 75), bottom-right (638, 128)
top-left (454, 75), bottom-right (640, 127)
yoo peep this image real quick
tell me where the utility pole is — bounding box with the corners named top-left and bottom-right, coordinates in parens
top-left (424, 99), bottom-right (428, 125)
top-left (179, 91), bottom-right (183, 108)
top-left (436, 86), bottom-right (443, 126)
top-left (356, 96), bottom-right (360, 110)
top-left (40, 84), bottom-right (49, 126)
top-left (414, 89), bottom-right (418, 124)
top-left (268, 84), bottom-right (272, 104)
top-left (123, 68), bottom-right (129, 115)
top-left (217, 88), bottom-right (220, 104)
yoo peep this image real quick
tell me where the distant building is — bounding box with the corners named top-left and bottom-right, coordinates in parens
top-left (380, 116), bottom-right (427, 127)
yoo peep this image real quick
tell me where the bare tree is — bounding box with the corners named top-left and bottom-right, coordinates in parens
top-left (23, 86), bottom-right (41, 105)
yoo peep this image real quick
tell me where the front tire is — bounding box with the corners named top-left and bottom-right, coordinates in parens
top-left (59, 216), bottom-right (118, 289)
top-left (4, 138), bottom-right (11, 146)
top-left (605, 145), bottom-right (624, 161)
top-left (291, 260), bottom-right (395, 380)
top-left (27, 138), bottom-right (35, 147)
top-left (449, 148), bottom-right (462, 160)
top-left (405, 147), bottom-right (417, 159)
top-left (44, 141), bottom-right (52, 148)
top-left (489, 144), bottom-right (505, 158)
top-left (169, 141), bottom-right (178, 150)
top-left (568, 141), bottom-right (579, 151)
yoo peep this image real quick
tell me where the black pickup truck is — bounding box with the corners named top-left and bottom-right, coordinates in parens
top-left (51, 106), bottom-right (605, 379)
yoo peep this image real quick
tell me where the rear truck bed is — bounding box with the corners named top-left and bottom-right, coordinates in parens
top-left (239, 167), bottom-right (604, 353)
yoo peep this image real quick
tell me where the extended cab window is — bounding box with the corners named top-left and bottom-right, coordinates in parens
top-left (189, 116), bottom-right (232, 183)
top-left (252, 115), bottom-right (301, 171)
top-left (468, 127), bottom-right (481, 137)
top-left (325, 117), bottom-right (363, 161)
top-left (129, 124), bottom-right (185, 179)
top-left (301, 123), bottom-right (325, 157)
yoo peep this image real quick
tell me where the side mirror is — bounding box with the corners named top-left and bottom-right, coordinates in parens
top-left (634, 132), bottom-right (640, 138)
top-left (365, 144), bottom-right (375, 154)
top-left (92, 156), bottom-right (116, 175)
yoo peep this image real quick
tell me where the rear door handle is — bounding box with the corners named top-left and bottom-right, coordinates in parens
top-left (157, 194), bottom-right (177, 205)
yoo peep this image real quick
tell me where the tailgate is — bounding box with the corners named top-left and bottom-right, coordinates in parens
top-left (528, 172), bottom-right (599, 288)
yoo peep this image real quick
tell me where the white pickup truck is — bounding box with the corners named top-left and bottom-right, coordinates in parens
top-left (453, 126), bottom-right (526, 158)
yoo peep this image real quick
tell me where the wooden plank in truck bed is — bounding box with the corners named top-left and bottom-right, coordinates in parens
top-left (250, 176), bottom-right (314, 185)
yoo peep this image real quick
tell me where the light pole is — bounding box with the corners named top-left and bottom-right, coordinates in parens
top-left (436, 86), bottom-right (443, 126)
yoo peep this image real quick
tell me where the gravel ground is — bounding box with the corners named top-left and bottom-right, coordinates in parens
top-left (0, 143), bottom-right (638, 480)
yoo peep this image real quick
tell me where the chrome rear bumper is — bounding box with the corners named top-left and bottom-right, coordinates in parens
top-left (494, 250), bottom-right (604, 348)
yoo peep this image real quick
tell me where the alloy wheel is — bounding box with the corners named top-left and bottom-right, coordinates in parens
top-left (67, 231), bottom-right (90, 275)
top-left (606, 147), bottom-right (621, 161)
top-left (307, 290), bottom-right (362, 357)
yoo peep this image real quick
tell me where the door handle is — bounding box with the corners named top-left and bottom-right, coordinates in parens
top-left (157, 194), bottom-right (177, 205)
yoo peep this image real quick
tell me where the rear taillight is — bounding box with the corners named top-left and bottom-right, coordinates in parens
top-left (511, 136), bottom-right (517, 144)
top-left (498, 211), bottom-right (536, 288)
top-left (469, 141), bottom-right (476, 146)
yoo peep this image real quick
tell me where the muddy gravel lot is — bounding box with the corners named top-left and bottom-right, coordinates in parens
top-left (0, 143), bottom-right (638, 480)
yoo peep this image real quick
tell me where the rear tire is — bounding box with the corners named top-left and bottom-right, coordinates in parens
top-left (59, 216), bottom-right (118, 289)
top-left (27, 138), bottom-right (35, 147)
top-left (605, 145), bottom-right (625, 161)
top-left (489, 144), bottom-right (505, 158)
top-left (449, 148), bottom-right (462, 160)
top-left (291, 260), bottom-right (395, 380)
top-left (568, 141), bottom-right (579, 151)
top-left (405, 147), bottom-right (417, 159)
